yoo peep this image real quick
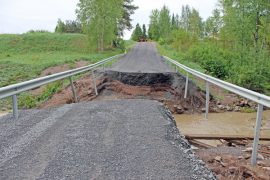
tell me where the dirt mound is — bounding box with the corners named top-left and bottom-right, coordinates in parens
top-left (40, 70), bottom-right (213, 113)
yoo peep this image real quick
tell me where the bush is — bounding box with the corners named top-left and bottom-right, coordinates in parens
top-left (202, 59), bottom-right (228, 78)
top-left (113, 38), bottom-right (126, 52)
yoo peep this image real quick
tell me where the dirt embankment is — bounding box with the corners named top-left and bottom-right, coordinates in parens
top-left (31, 61), bottom-right (89, 96)
top-left (40, 70), bottom-right (214, 113)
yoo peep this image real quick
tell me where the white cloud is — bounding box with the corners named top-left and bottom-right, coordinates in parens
top-left (0, 0), bottom-right (218, 39)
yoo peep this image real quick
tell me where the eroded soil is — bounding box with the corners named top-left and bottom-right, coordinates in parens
top-left (40, 70), bottom-right (213, 113)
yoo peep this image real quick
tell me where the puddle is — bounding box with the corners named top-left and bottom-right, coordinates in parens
top-left (174, 111), bottom-right (270, 147)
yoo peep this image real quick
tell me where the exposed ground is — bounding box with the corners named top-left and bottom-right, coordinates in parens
top-left (196, 144), bottom-right (270, 179)
top-left (40, 70), bottom-right (212, 114)
top-left (0, 100), bottom-right (215, 179)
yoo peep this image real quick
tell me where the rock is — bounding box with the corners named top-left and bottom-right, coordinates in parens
top-left (262, 167), bottom-right (270, 171)
top-left (174, 105), bottom-right (184, 114)
top-left (257, 154), bottom-right (264, 160)
top-left (257, 161), bottom-right (266, 166)
top-left (221, 162), bottom-right (227, 167)
top-left (229, 166), bottom-right (237, 174)
top-left (242, 147), bottom-right (253, 152)
top-left (238, 156), bottom-right (244, 159)
top-left (226, 105), bottom-right (233, 111)
top-left (215, 156), bottom-right (222, 162)
top-left (244, 154), bottom-right (251, 160)
top-left (217, 105), bottom-right (225, 110)
top-left (234, 106), bottom-right (241, 112)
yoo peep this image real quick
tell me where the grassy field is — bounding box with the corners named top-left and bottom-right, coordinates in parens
top-left (0, 32), bottom-right (134, 111)
top-left (0, 33), bottom-right (124, 87)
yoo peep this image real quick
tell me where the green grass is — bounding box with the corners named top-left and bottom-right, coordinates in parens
top-left (0, 32), bottom-right (121, 87)
top-left (0, 32), bottom-right (130, 110)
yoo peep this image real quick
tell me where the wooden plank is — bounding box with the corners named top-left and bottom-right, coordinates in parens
top-left (185, 134), bottom-right (270, 141)
top-left (188, 140), bottom-right (214, 149)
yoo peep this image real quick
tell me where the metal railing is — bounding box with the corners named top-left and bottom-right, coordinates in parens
top-left (163, 56), bottom-right (270, 166)
top-left (0, 54), bottom-right (124, 119)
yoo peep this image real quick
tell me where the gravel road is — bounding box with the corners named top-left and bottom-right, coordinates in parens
top-left (0, 100), bottom-right (214, 179)
top-left (111, 42), bottom-right (173, 73)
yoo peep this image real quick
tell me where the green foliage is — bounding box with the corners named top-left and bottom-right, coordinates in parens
top-left (131, 23), bottom-right (143, 41)
top-left (170, 29), bottom-right (198, 51)
top-left (149, 1), bottom-right (270, 94)
top-left (77, 0), bottom-right (137, 52)
top-left (148, 9), bottom-right (160, 41)
top-left (113, 38), bottom-right (126, 52)
top-left (142, 24), bottom-right (147, 39)
top-left (55, 19), bottom-right (82, 33)
top-left (116, 0), bottom-right (139, 36)
top-left (202, 59), bottom-right (228, 79)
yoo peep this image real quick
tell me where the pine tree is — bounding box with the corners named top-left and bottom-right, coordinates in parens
top-left (118, 0), bottom-right (138, 36)
top-left (131, 23), bottom-right (143, 41)
top-left (142, 24), bottom-right (147, 40)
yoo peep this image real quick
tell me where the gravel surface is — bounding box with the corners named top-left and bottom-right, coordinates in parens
top-left (0, 100), bottom-right (215, 179)
top-left (111, 42), bottom-right (173, 73)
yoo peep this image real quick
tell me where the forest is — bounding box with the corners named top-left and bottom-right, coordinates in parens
top-left (144, 0), bottom-right (270, 94)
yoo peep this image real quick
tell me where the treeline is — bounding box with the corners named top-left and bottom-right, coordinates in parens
top-left (76, 0), bottom-right (138, 52)
top-left (148, 1), bottom-right (270, 93)
top-left (55, 19), bottom-right (82, 33)
top-left (131, 23), bottom-right (147, 41)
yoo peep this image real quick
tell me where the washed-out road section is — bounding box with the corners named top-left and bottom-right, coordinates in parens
top-left (0, 43), bottom-right (214, 179)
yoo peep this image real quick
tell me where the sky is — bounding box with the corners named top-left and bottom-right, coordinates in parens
top-left (0, 0), bottom-right (218, 39)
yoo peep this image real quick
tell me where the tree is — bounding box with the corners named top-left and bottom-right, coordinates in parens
top-left (159, 6), bottom-right (171, 39)
top-left (180, 5), bottom-right (191, 32)
top-left (118, 0), bottom-right (138, 36)
top-left (189, 8), bottom-right (203, 37)
top-left (148, 9), bottom-right (160, 40)
top-left (76, 0), bottom-right (124, 52)
top-left (131, 23), bottom-right (143, 41)
top-left (205, 9), bottom-right (222, 38)
top-left (55, 19), bottom-right (65, 33)
top-left (142, 24), bottom-right (147, 39)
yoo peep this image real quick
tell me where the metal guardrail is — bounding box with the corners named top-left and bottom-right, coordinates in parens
top-left (0, 54), bottom-right (124, 118)
top-left (163, 56), bottom-right (270, 166)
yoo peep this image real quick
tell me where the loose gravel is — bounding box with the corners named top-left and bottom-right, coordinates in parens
top-left (0, 100), bottom-right (215, 179)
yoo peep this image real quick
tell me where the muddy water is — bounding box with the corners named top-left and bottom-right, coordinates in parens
top-left (174, 111), bottom-right (270, 147)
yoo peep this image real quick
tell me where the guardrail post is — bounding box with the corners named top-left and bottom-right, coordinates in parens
top-left (184, 73), bottom-right (189, 99)
top-left (12, 95), bottom-right (18, 119)
top-left (69, 76), bottom-right (78, 103)
top-left (251, 104), bottom-right (263, 166)
top-left (205, 81), bottom-right (210, 119)
top-left (91, 70), bottom-right (98, 95)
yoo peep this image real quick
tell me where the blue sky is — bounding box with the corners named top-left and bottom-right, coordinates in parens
top-left (0, 0), bottom-right (218, 39)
